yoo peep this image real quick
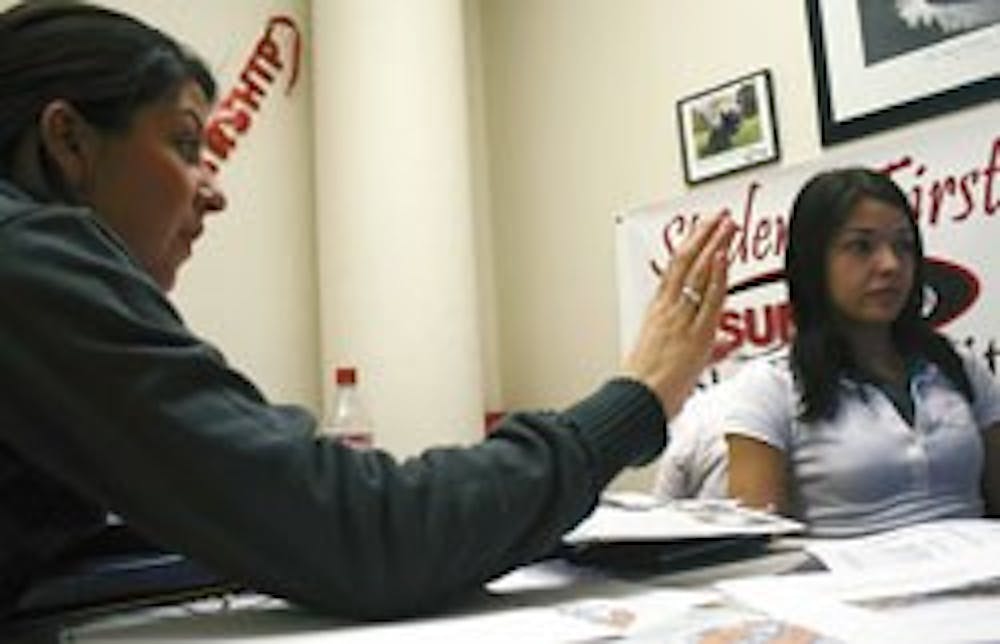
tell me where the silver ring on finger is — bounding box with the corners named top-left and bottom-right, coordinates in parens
top-left (680, 284), bottom-right (702, 307)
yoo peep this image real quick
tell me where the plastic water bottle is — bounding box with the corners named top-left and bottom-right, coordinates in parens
top-left (322, 366), bottom-right (374, 449)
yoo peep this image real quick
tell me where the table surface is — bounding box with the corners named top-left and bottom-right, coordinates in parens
top-left (37, 539), bottom-right (814, 643)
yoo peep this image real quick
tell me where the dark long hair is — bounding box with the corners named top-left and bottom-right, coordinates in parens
top-left (0, 1), bottom-right (215, 193)
top-left (786, 167), bottom-right (972, 421)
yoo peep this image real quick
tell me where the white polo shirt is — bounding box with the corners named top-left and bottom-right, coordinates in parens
top-left (723, 348), bottom-right (1000, 537)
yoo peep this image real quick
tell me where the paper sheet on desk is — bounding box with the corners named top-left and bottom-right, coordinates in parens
top-left (488, 563), bottom-right (834, 644)
top-left (719, 573), bottom-right (1000, 643)
top-left (564, 495), bottom-right (804, 543)
top-left (803, 517), bottom-right (1000, 573)
top-left (237, 587), bottom-right (717, 643)
top-left (717, 520), bottom-right (1000, 643)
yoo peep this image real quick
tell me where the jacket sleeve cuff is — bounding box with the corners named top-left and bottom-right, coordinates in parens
top-left (562, 378), bottom-right (668, 485)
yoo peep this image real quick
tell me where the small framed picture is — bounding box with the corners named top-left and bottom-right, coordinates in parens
top-left (676, 69), bottom-right (780, 185)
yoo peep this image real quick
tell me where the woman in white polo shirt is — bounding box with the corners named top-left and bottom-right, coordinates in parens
top-left (725, 167), bottom-right (1000, 537)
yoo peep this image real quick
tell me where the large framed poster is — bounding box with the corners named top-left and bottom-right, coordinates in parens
top-left (806, 0), bottom-right (999, 145)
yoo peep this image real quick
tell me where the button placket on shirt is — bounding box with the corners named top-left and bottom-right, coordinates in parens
top-left (907, 369), bottom-right (932, 490)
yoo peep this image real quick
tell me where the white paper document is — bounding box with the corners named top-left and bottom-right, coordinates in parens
top-left (720, 573), bottom-right (1000, 643)
top-left (563, 494), bottom-right (804, 543)
top-left (718, 519), bottom-right (1000, 643)
top-left (804, 517), bottom-right (1000, 573)
top-left (227, 586), bottom-right (718, 643)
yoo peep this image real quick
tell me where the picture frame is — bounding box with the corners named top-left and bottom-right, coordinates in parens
top-left (806, 0), bottom-right (1000, 146)
top-left (676, 69), bottom-right (780, 185)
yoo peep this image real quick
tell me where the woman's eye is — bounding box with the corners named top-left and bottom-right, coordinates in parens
top-left (175, 136), bottom-right (203, 164)
top-left (846, 239), bottom-right (872, 255)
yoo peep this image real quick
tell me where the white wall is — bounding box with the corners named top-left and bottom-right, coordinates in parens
top-left (466, 0), bottom-right (504, 413)
top-left (474, 0), bottom-right (821, 488)
top-left (310, 0), bottom-right (486, 457)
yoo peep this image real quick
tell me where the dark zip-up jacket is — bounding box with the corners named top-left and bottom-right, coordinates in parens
top-left (0, 180), bottom-right (666, 619)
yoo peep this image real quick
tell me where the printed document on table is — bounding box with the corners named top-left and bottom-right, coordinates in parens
top-left (803, 518), bottom-right (1000, 573)
top-left (719, 571), bottom-right (1000, 644)
top-left (717, 519), bottom-right (1000, 643)
top-left (563, 493), bottom-right (804, 543)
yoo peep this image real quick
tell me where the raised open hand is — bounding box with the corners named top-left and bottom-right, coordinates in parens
top-left (622, 214), bottom-right (736, 417)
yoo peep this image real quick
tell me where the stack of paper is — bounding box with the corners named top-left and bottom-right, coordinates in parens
top-left (563, 494), bottom-right (804, 544)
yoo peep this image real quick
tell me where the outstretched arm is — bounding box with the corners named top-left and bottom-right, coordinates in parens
top-left (0, 208), bottom-right (733, 619)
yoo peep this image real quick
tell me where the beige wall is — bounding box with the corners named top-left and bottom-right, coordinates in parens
top-left (310, 0), bottom-right (487, 457)
top-left (473, 0), bottom-right (821, 488)
top-left (466, 0), bottom-right (504, 413)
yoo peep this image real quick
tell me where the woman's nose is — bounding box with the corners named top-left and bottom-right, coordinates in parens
top-left (196, 173), bottom-right (227, 215)
top-left (874, 242), bottom-right (902, 272)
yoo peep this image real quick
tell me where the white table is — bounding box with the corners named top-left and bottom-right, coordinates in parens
top-left (52, 540), bottom-right (811, 643)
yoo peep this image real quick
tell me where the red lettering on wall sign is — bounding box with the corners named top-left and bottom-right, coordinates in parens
top-left (203, 15), bottom-right (303, 174)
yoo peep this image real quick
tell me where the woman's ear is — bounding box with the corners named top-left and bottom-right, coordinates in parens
top-left (35, 100), bottom-right (99, 196)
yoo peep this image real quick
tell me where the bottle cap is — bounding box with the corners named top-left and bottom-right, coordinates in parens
top-left (334, 367), bottom-right (357, 385)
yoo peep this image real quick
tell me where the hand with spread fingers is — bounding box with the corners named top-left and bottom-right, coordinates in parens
top-left (623, 214), bottom-right (736, 418)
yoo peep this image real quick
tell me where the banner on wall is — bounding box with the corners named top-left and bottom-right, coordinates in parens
top-left (616, 104), bottom-right (1000, 387)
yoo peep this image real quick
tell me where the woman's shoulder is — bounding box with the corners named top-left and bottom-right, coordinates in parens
top-left (0, 191), bottom-right (177, 321)
top-left (718, 349), bottom-right (797, 445)
top-left (721, 350), bottom-right (798, 418)
top-left (730, 349), bottom-right (794, 390)
top-left (0, 192), bottom-right (132, 268)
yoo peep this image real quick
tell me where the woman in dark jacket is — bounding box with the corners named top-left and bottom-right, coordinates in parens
top-left (0, 0), bottom-right (733, 621)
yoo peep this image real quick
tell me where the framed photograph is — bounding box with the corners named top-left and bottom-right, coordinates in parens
top-left (677, 69), bottom-right (780, 185)
top-left (806, 0), bottom-right (1000, 145)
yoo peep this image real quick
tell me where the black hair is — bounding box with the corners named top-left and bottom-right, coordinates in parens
top-left (786, 167), bottom-right (973, 421)
top-left (0, 0), bottom-right (216, 191)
